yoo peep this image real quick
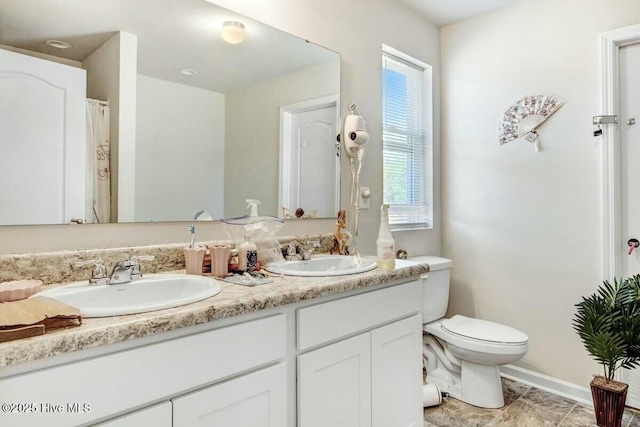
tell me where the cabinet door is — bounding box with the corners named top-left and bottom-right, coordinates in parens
top-left (172, 363), bottom-right (286, 427)
top-left (297, 333), bottom-right (371, 427)
top-left (371, 314), bottom-right (423, 427)
top-left (93, 402), bottom-right (171, 427)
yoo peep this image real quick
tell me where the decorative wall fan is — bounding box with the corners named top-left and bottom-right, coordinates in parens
top-left (498, 95), bottom-right (565, 152)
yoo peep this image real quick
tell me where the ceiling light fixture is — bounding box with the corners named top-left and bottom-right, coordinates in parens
top-left (45, 40), bottom-right (71, 49)
top-left (221, 21), bottom-right (246, 44)
top-left (180, 69), bottom-right (198, 76)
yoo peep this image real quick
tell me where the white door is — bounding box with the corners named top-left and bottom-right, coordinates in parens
top-left (371, 315), bottom-right (423, 427)
top-left (0, 48), bottom-right (86, 225)
top-left (171, 364), bottom-right (287, 427)
top-left (297, 333), bottom-right (371, 427)
top-left (620, 42), bottom-right (640, 409)
top-left (280, 97), bottom-right (339, 218)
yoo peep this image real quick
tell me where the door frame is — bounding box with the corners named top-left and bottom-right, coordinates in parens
top-left (278, 94), bottom-right (340, 217)
top-left (601, 25), bottom-right (640, 390)
top-left (602, 23), bottom-right (640, 282)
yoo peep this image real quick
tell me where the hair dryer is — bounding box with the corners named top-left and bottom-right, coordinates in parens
top-left (338, 104), bottom-right (369, 236)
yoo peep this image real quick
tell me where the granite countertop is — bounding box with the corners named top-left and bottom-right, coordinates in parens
top-left (0, 260), bottom-right (428, 369)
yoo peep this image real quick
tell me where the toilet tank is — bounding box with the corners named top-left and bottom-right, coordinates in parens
top-left (410, 256), bottom-right (452, 323)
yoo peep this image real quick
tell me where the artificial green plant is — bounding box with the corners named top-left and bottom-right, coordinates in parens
top-left (573, 275), bottom-right (640, 381)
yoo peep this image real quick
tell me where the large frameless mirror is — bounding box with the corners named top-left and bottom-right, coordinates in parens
top-left (0, 0), bottom-right (340, 225)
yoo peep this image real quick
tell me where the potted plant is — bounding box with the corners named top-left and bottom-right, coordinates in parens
top-left (573, 275), bottom-right (640, 427)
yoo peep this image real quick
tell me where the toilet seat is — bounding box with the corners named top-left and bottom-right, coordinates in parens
top-left (424, 317), bottom-right (529, 357)
top-left (441, 315), bottom-right (528, 345)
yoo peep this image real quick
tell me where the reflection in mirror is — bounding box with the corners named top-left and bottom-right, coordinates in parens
top-left (0, 0), bottom-right (340, 225)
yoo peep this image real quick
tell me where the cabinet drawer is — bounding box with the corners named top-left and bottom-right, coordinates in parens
top-left (0, 314), bottom-right (286, 427)
top-left (297, 280), bottom-right (422, 350)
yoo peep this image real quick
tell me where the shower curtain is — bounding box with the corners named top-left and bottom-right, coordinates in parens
top-left (86, 99), bottom-right (111, 223)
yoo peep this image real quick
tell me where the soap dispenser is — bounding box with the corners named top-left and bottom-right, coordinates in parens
top-left (376, 204), bottom-right (395, 270)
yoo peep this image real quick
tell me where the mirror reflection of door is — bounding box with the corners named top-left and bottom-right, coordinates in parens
top-left (280, 96), bottom-right (339, 218)
top-left (0, 48), bottom-right (86, 225)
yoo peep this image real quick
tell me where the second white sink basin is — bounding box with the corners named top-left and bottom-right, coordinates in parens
top-left (37, 274), bottom-right (222, 318)
top-left (265, 255), bottom-right (377, 277)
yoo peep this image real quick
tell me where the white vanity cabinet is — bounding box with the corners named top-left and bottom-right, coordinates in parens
top-left (297, 281), bottom-right (423, 427)
top-left (172, 363), bottom-right (287, 426)
top-left (0, 275), bottom-right (425, 427)
top-left (94, 402), bottom-right (172, 427)
top-left (298, 333), bottom-right (372, 427)
top-left (0, 315), bottom-right (286, 427)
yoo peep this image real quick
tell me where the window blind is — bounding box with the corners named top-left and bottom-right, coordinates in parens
top-left (382, 49), bottom-right (432, 227)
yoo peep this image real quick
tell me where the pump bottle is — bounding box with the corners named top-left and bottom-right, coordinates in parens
top-left (377, 204), bottom-right (395, 270)
top-left (238, 235), bottom-right (258, 272)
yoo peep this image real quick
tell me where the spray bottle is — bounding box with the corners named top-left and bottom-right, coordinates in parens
top-left (377, 204), bottom-right (395, 270)
top-left (246, 199), bottom-right (261, 217)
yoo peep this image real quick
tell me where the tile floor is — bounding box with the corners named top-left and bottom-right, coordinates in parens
top-left (423, 378), bottom-right (640, 427)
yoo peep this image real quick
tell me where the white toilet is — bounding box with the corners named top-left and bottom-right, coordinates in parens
top-left (413, 256), bottom-right (529, 409)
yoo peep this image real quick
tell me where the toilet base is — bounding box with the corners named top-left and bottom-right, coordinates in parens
top-left (459, 361), bottom-right (504, 408)
top-left (425, 347), bottom-right (504, 409)
top-left (425, 360), bottom-right (505, 408)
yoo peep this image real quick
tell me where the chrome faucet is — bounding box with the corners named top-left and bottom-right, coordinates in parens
top-left (75, 256), bottom-right (155, 285)
top-left (300, 240), bottom-right (321, 260)
top-left (109, 255), bottom-right (155, 285)
top-left (74, 259), bottom-right (109, 286)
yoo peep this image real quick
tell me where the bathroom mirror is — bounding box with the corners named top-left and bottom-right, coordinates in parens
top-left (0, 0), bottom-right (340, 225)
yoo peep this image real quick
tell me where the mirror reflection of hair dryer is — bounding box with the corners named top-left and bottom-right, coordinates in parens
top-left (336, 104), bottom-right (369, 236)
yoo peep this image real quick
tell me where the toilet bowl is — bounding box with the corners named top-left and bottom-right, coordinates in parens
top-left (411, 256), bottom-right (529, 409)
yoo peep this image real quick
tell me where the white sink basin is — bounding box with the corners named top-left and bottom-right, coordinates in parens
top-left (265, 255), bottom-right (377, 277)
top-left (37, 274), bottom-right (222, 318)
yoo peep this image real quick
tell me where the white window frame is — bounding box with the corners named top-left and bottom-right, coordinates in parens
top-left (381, 44), bottom-right (433, 230)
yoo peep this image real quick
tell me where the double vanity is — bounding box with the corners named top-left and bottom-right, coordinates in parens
top-left (0, 253), bottom-right (428, 427)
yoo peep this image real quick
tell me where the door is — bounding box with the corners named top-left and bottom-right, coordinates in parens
top-left (0, 48), bottom-right (86, 225)
top-left (620, 42), bottom-right (640, 409)
top-left (94, 402), bottom-right (171, 427)
top-left (172, 364), bottom-right (287, 427)
top-left (371, 315), bottom-right (423, 427)
top-left (280, 96), bottom-right (339, 218)
top-left (297, 333), bottom-right (371, 427)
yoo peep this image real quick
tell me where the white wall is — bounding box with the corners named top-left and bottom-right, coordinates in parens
top-left (83, 32), bottom-right (138, 222)
top-left (135, 75), bottom-right (225, 222)
top-left (0, 0), bottom-right (440, 255)
top-left (441, 0), bottom-right (640, 386)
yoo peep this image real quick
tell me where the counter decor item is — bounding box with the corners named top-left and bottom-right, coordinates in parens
top-left (0, 296), bottom-right (82, 343)
top-left (573, 275), bottom-right (640, 427)
top-left (331, 210), bottom-right (352, 255)
top-left (183, 247), bottom-right (207, 275)
top-left (237, 236), bottom-right (258, 272)
top-left (183, 225), bottom-right (207, 275)
top-left (209, 245), bottom-right (231, 278)
top-left (0, 279), bottom-right (42, 302)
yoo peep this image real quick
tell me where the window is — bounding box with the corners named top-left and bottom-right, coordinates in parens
top-left (382, 45), bottom-right (432, 229)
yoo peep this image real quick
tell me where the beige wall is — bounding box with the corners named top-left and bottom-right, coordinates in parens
top-left (212, 0), bottom-right (442, 256)
top-left (441, 0), bottom-right (640, 386)
top-left (0, 0), bottom-right (441, 256)
top-left (224, 60), bottom-right (339, 218)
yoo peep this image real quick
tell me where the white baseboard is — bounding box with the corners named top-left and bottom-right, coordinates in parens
top-left (500, 364), bottom-right (593, 407)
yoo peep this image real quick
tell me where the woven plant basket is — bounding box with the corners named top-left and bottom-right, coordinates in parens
top-left (590, 376), bottom-right (628, 427)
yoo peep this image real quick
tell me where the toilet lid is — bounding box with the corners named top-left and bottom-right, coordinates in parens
top-left (441, 315), bottom-right (528, 344)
